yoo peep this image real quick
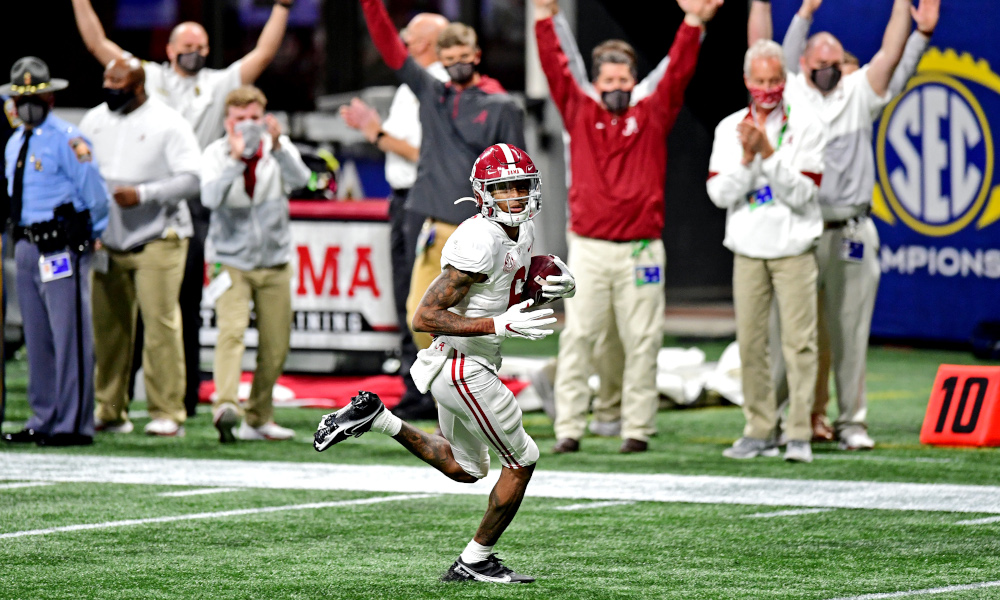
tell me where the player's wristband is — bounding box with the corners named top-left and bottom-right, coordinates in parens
top-left (374, 130), bottom-right (386, 144)
top-left (275, 0), bottom-right (293, 8)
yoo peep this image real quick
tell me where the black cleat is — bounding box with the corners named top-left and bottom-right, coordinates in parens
top-left (441, 555), bottom-right (535, 584)
top-left (313, 390), bottom-right (386, 452)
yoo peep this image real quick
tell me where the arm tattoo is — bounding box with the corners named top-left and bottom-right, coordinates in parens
top-left (413, 265), bottom-right (494, 337)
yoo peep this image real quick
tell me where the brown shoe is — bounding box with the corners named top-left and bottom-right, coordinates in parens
top-left (811, 414), bottom-right (835, 442)
top-left (552, 438), bottom-right (580, 454)
top-left (619, 438), bottom-right (648, 453)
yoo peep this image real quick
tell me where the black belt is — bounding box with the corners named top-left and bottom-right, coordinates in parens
top-left (391, 187), bottom-right (411, 196)
top-left (14, 220), bottom-right (68, 253)
top-left (824, 209), bottom-right (872, 231)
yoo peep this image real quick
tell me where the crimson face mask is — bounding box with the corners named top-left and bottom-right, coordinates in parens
top-left (748, 83), bottom-right (785, 109)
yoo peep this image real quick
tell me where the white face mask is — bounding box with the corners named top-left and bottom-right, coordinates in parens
top-left (234, 119), bottom-right (264, 158)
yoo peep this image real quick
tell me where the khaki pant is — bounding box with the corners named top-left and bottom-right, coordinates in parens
top-left (816, 220), bottom-right (880, 435)
top-left (554, 234), bottom-right (665, 442)
top-left (734, 251), bottom-right (818, 442)
top-left (213, 263), bottom-right (292, 427)
top-left (93, 237), bottom-right (189, 425)
top-left (405, 219), bottom-right (459, 350)
top-left (592, 317), bottom-right (625, 423)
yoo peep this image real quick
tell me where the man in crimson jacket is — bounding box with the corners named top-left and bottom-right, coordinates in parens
top-left (535, 0), bottom-right (723, 454)
top-left (358, 0), bottom-right (527, 360)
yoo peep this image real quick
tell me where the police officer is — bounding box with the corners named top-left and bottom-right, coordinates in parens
top-left (1, 57), bottom-right (109, 446)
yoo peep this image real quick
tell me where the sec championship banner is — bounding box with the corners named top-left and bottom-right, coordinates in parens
top-left (772, 1), bottom-right (1000, 343)
top-left (199, 215), bottom-right (399, 356)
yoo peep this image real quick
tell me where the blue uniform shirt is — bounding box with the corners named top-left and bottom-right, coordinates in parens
top-left (4, 113), bottom-right (109, 236)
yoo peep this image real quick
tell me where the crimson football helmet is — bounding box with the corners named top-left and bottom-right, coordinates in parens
top-left (457, 143), bottom-right (541, 226)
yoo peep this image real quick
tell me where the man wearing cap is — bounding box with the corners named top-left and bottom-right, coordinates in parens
top-left (71, 0), bottom-right (295, 417)
top-left (80, 57), bottom-right (202, 438)
top-left (1, 57), bottom-right (109, 447)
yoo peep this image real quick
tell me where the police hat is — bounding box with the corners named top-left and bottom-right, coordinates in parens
top-left (0, 56), bottom-right (69, 97)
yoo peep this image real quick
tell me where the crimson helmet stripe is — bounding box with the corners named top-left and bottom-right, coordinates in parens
top-left (497, 143), bottom-right (516, 164)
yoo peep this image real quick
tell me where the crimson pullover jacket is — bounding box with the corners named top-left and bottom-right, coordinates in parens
top-left (360, 0), bottom-right (526, 225)
top-left (536, 16), bottom-right (701, 242)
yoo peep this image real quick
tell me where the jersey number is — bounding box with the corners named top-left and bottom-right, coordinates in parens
top-left (507, 266), bottom-right (526, 308)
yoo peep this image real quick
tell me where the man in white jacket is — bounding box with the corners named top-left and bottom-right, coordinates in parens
top-left (201, 86), bottom-right (310, 443)
top-left (707, 40), bottom-right (825, 463)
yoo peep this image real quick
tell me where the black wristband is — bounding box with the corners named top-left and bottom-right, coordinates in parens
top-left (375, 130), bottom-right (386, 144)
top-left (275, 0), bottom-right (293, 7)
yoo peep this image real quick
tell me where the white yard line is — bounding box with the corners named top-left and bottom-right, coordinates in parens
top-left (4, 452), bottom-right (1000, 514)
top-left (745, 508), bottom-right (835, 518)
top-left (0, 493), bottom-right (436, 539)
top-left (158, 487), bottom-right (243, 497)
top-left (954, 515), bottom-right (1000, 525)
top-left (825, 580), bottom-right (1000, 599)
top-left (555, 500), bottom-right (636, 511)
top-left (0, 481), bottom-right (54, 490)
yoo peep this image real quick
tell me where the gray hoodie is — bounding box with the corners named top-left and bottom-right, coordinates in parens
top-left (201, 134), bottom-right (310, 270)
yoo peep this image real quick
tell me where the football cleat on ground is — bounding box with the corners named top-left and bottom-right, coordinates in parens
top-left (213, 404), bottom-right (238, 444)
top-left (441, 555), bottom-right (535, 584)
top-left (313, 390), bottom-right (385, 452)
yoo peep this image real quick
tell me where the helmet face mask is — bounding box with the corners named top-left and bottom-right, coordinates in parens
top-left (468, 143), bottom-right (542, 227)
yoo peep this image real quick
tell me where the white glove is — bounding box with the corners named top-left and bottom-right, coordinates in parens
top-left (541, 256), bottom-right (576, 300)
top-left (493, 300), bottom-right (557, 340)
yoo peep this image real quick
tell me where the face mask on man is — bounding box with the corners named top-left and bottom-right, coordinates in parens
top-left (235, 120), bottom-right (264, 158)
top-left (103, 87), bottom-right (136, 113)
top-left (16, 96), bottom-right (49, 126)
top-left (601, 89), bottom-right (631, 113)
top-left (748, 83), bottom-right (785, 110)
top-left (177, 51), bottom-right (208, 75)
top-left (445, 61), bottom-right (476, 85)
top-left (810, 64), bottom-right (842, 93)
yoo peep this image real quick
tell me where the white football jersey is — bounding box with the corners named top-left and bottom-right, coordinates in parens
top-left (436, 214), bottom-right (535, 370)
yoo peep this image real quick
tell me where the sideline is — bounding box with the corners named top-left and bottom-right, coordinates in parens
top-left (4, 453), bottom-right (1000, 514)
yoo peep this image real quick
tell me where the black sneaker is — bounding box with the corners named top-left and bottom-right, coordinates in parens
top-left (441, 554), bottom-right (535, 584)
top-left (313, 391), bottom-right (385, 452)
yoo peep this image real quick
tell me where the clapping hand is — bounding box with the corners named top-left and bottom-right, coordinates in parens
top-left (339, 98), bottom-right (383, 143)
top-left (264, 113), bottom-right (282, 151)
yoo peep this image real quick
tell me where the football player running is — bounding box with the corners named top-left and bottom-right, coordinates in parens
top-left (313, 143), bottom-right (575, 583)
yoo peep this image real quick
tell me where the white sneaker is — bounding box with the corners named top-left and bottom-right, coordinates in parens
top-left (723, 437), bottom-right (780, 459)
top-left (236, 421), bottom-right (295, 441)
top-left (144, 419), bottom-right (185, 437)
top-left (784, 440), bottom-right (813, 463)
top-left (839, 430), bottom-right (875, 451)
top-left (588, 419), bottom-right (622, 437)
top-left (94, 417), bottom-right (134, 434)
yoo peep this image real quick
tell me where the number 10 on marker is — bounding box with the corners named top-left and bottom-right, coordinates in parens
top-left (920, 365), bottom-right (1000, 447)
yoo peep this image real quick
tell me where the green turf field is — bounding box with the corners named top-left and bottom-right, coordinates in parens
top-left (3, 336), bottom-right (1000, 600)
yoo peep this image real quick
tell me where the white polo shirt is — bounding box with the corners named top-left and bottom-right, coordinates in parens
top-left (79, 98), bottom-right (202, 250)
top-left (707, 101), bottom-right (825, 260)
top-left (142, 59), bottom-right (244, 150)
top-left (380, 61), bottom-right (449, 191)
top-left (783, 66), bottom-right (892, 221)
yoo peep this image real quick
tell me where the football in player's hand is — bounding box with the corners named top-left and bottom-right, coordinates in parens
top-left (521, 254), bottom-right (563, 306)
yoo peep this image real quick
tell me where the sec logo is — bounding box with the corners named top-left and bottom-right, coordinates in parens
top-left (876, 49), bottom-right (1000, 237)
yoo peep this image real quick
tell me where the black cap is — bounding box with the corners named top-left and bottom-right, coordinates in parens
top-left (0, 56), bottom-right (69, 97)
